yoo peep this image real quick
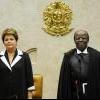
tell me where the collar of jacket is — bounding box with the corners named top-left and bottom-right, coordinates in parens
top-left (0, 49), bottom-right (23, 71)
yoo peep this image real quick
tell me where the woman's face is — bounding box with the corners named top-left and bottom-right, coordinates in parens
top-left (3, 35), bottom-right (17, 51)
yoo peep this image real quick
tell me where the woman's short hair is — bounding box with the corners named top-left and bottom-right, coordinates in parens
top-left (2, 28), bottom-right (18, 42)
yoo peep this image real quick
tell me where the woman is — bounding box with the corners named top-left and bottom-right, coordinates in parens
top-left (0, 28), bottom-right (35, 99)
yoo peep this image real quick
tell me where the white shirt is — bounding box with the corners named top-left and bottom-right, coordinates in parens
top-left (76, 48), bottom-right (88, 54)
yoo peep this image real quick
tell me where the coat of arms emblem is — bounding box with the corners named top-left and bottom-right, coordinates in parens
top-left (43, 2), bottom-right (73, 36)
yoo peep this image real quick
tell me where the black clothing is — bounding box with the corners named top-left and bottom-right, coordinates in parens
top-left (0, 49), bottom-right (34, 99)
top-left (70, 51), bottom-right (89, 81)
top-left (57, 47), bottom-right (100, 99)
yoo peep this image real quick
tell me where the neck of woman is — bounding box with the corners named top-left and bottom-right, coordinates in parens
top-left (7, 48), bottom-right (16, 54)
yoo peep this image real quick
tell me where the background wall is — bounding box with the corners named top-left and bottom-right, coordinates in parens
top-left (0, 0), bottom-right (100, 99)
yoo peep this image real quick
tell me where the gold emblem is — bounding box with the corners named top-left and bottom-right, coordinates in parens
top-left (43, 1), bottom-right (73, 36)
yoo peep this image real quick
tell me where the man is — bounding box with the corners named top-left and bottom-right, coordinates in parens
top-left (57, 30), bottom-right (100, 99)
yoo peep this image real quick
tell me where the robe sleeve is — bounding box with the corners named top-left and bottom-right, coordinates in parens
top-left (24, 52), bottom-right (35, 90)
top-left (57, 53), bottom-right (72, 99)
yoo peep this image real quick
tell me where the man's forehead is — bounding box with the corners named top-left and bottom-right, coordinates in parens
top-left (74, 30), bottom-right (89, 37)
top-left (75, 33), bottom-right (87, 37)
top-left (75, 30), bottom-right (88, 35)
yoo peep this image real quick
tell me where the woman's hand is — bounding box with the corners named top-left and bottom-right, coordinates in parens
top-left (28, 90), bottom-right (35, 99)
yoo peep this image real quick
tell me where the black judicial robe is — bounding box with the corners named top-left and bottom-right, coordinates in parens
top-left (0, 49), bottom-right (34, 99)
top-left (57, 47), bottom-right (100, 99)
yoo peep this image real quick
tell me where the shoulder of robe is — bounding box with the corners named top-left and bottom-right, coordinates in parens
top-left (88, 47), bottom-right (100, 56)
top-left (64, 48), bottom-right (76, 56)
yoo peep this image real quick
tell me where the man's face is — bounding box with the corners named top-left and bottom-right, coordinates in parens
top-left (74, 30), bottom-right (89, 51)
